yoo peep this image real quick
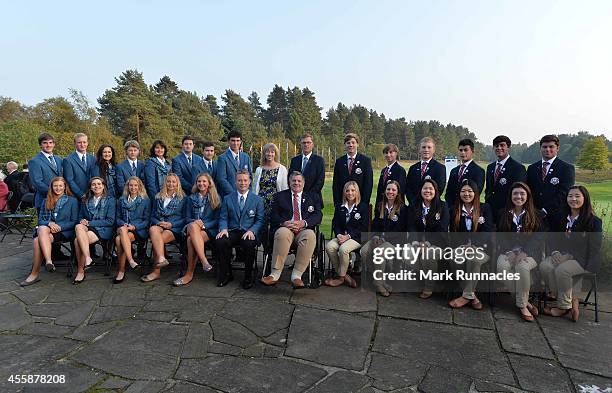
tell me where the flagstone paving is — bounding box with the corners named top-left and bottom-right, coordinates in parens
top-left (0, 233), bottom-right (611, 392)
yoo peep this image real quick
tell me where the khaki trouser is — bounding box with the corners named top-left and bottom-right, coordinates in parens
top-left (326, 238), bottom-right (361, 277)
top-left (270, 227), bottom-right (316, 280)
top-left (497, 254), bottom-right (537, 308)
top-left (456, 251), bottom-right (490, 300)
top-left (540, 256), bottom-right (586, 309)
top-left (360, 238), bottom-right (394, 291)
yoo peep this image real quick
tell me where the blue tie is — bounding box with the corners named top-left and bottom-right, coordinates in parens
top-left (302, 156), bottom-right (309, 172)
top-left (48, 155), bottom-right (57, 170)
top-left (239, 195), bottom-right (245, 211)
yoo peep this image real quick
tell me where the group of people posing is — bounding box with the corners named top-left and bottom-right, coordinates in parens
top-left (18, 130), bottom-right (602, 323)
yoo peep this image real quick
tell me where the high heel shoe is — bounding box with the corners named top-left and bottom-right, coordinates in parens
top-left (128, 259), bottom-right (140, 270)
top-left (73, 273), bottom-right (86, 285)
top-left (113, 274), bottom-right (125, 284)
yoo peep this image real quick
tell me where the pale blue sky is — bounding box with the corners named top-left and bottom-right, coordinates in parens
top-left (2, 0), bottom-right (611, 144)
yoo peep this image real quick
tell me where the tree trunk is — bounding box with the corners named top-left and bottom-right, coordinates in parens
top-left (135, 111), bottom-right (141, 143)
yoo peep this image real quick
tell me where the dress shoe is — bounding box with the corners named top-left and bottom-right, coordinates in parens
top-left (73, 273), bottom-right (86, 285)
top-left (291, 278), bottom-right (305, 289)
top-left (241, 278), bottom-right (253, 290)
top-left (113, 275), bottom-right (125, 284)
top-left (260, 276), bottom-right (278, 286)
top-left (45, 262), bottom-right (56, 273)
top-left (217, 276), bottom-right (232, 287)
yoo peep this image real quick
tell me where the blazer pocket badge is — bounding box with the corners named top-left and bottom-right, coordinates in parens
top-left (355, 168), bottom-right (362, 175)
top-left (478, 216), bottom-right (485, 224)
top-left (307, 205), bottom-right (314, 213)
top-left (499, 178), bottom-right (507, 185)
top-left (391, 214), bottom-right (398, 222)
top-left (354, 213), bottom-right (361, 220)
top-left (248, 209), bottom-right (255, 217)
top-left (424, 175), bottom-right (432, 180)
top-left (435, 213), bottom-right (441, 220)
top-left (550, 177), bottom-right (559, 185)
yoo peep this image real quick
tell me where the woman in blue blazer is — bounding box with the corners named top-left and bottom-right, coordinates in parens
top-left (448, 179), bottom-right (494, 311)
top-left (114, 176), bottom-right (151, 284)
top-left (407, 179), bottom-right (450, 299)
top-left (141, 173), bottom-right (186, 283)
top-left (91, 144), bottom-right (120, 198)
top-left (73, 177), bottom-right (116, 284)
top-left (144, 140), bottom-right (171, 199)
top-left (359, 180), bottom-right (408, 297)
top-left (173, 173), bottom-right (221, 287)
top-left (325, 181), bottom-right (369, 289)
top-left (541, 185), bottom-right (603, 322)
top-left (20, 177), bottom-right (79, 286)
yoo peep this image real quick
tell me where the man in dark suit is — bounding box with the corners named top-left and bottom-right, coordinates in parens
top-left (216, 131), bottom-right (253, 197)
top-left (405, 137), bottom-right (446, 206)
top-left (261, 171), bottom-right (323, 288)
top-left (215, 170), bottom-right (265, 289)
top-left (288, 133), bottom-right (325, 204)
top-left (172, 135), bottom-right (203, 195)
top-left (116, 140), bottom-right (145, 193)
top-left (62, 133), bottom-right (95, 199)
top-left (444, 139), bottom-right (485, 204)
top-left (332, 133), bottom-right (373, 207)
top-left (527, 134), bottom-right (575, 217)
top-left (484, 135), bottom-right (527, 222)
top-left (194, 141), bottom-right (217, 180)
top-left (375, 143), bottom-right (406, 206)
top-left (5, 161), bottom-right (22, 212)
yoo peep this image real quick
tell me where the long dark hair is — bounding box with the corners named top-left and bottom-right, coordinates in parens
top-left (414, 179), bottom-right (442, 225)
top-left (149, 140), bottom-right (168, 158)
top-left (562, 185), bottom-right (595, 231)
top-left (83, 176), bottom-right (108, 202)
top-left (378, 180), bottom-right (404, 219)
top-left (452, 179), bottom-right (481, 232)
top-left (96, 144), bottom-right (117, 182)
top-left (498, 182), bottom-right (540, 233)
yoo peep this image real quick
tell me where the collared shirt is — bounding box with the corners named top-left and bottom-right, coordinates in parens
top-left (343, 202), bottom-right (356, 223)
top-left (512, 209), bottom-right (526, 228)
top-left (41, 151), bottom-right (54, 160)
top-left (292, 191), bottom-right (303, 220)
top-left (422, 203), bottom-right (430, 224)
top-left (129, 159), bottom-right (138, 169)
top-left (462, 204), bottom-right (474, 231)
top-left (302, 152), bottom-right (312, 160)
top-left (229, 149), bottom-right (240, 162)
top-left (157, 157), bottom-right (166, 166)
top-left (237, 190), bottom-right (249, 206)
top-left (496, 155), bottom-right (510, 167)
top-left (421, 159), bottom-right (431, 166)
top-left (163, 194), bottom-right (175, 208)
top-left (385, 204), bottom-right (394, 216)
top-left (461, 159), bottom-right (473, 168)
top-left (93, 196), bottom-right (101, 208)
top-left (128, 195), bottom-right (136, 203)
top-left (76, 151), bottom-right (87, 162)
top-left (566, 214), bottom-right (579, 231)
top-left (203, 159), bottom-right (213, 169)
top-left (541, 156), bottom-right (557, 177)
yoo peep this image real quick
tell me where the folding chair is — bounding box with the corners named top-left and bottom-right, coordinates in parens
top-left (0, 193), bottom-right (36, 244)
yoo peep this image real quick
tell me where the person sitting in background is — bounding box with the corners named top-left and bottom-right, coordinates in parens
top-left (448, 180), bottom-right (494, 310)
top-left (92, 144), bottom-right (120, 198)
top-left (141, 173), bottom-right (186, 283)
top-left (0, 174), bottom-right (8, 212)
top-left (5, 161), bottom-right (23, 212)
top-left (174, 173), bottom-right (221, 287)
top-left (325, 181), bottom-right (368, 288)
top-left (73, 177), bottom-right (116, 284)
top-left (541, 185), bottom-right (603, 322)
top-left (496, 182), bottom-right (545, 322)
top-left (407, 179), bottom-right (450, 299)
top-left (144, 140), bottom-right (172, 199)
top-left (114, 176), bottom-right (151, 284)
top-left (20, 177), bottom-right (79, 286)
top-left (360, 180), bottom-right (408, 297)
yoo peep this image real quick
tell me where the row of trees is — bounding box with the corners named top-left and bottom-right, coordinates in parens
top-left (1, 69), bottom-right (609, 170)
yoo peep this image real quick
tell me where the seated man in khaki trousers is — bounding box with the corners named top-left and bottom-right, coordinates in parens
top-left (261, 171), bottom-right (323, 288)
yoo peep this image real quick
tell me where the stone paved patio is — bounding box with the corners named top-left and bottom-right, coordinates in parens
top-left (0, 233), bottom-right (611, 393)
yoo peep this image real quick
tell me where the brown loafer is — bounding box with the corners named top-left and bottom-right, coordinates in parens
top-left (521, 313), bottom-right (534, 322)
top-left (526, 303), bottom-right (539, 317)
top-left (291, 278), bottom-right (305, 289)
top-left (419, 291), bottom-right (433, 299)
top-left (324, 278), bottom-right (344, 287)
top-left (343, 275), bottom-right (357, 288)
top-left (260, 276), bottom-right (278, 286)
top-left (471, 299), bottom-right (484, 310)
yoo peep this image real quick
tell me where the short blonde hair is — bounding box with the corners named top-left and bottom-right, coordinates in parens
top-left (344, 133), bottom-right (359, 144)
top-left (419, 137), bottom-right (435, 146)
top-left (261, 143), bottom-right (280, 165)
top-left (156, 173), bottom-right (185, 200)
top-left (122, 176), bottom-right (148, 199)
top-left (74, 133), bottom-right (88, 143)
top-left (191, 172), bottom-right (221, 210)
top-left (342, 181), bottom-right (361, 205)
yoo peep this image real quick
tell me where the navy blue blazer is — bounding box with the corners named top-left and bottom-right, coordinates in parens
top-left (371, 204), bottom-right (409, 243)
top-left (219, 191), bottom-right (265, 241)
top-left (151, 196), bottom-right (187, 237)
top-left (548, 213), bottom-right (603, 273)
top-left (527, 158), bottom-right (575, 216)
top-left (269, 189), bottom-right (323, 232)
top-left (116, 196), bottom-right (151, 239)
top-left (484, 156), bottom-right (527, 222)
top-left (331, 202), bottom-right (369, 242)
top-left (444, 161), bottom-right (485, 204)
top-left (37, 196), bottom-right (79, 239)
top-left (29, 153), bottom-right (63, 207)
top-left (116, 159), bottom-right (145, 193)
top-left (144, 158), bottom-right (172, 199)
top-left (172, 153), bottom-right (204, 195)
top-left (449, 202), bottom-right (494, 248)
top-left (288, 154), bottom-right (325, 204)
top-left (193, 159), bottom-right (218, 182)
top-left (62, 152), bottom-right (95, 198)
top-left (407, 201), bottom-right (450, 246)
top-left (91, 164), bottom-right (120, 199)
top-left (405, 159), bottom-right (447, 206)
top-left (216, 149), bottom-right (253, 197)
top-left (79, 196), bottom-right (117, 240)
top-left (332, 153), bottom-right (373, 207)
top-left (184, 193), bottom-right (220, 237)
top-left (376, 162), bottom-right (407, 205)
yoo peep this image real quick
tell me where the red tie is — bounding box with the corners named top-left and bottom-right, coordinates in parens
top-left (541, 161), bottom-right (549, 180)
top-left (494, 162), bottom-right (503, 183)
top-left (420, 162), bottom-right (427, 178)
top-left (458, 164), bottom-right (466, 179)
top-left (292, 193), bottom-right (301, 233)
top-left (382, 167), bottom-right (390, 184)
top-left (348, 157), bottom-right (354, 175)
